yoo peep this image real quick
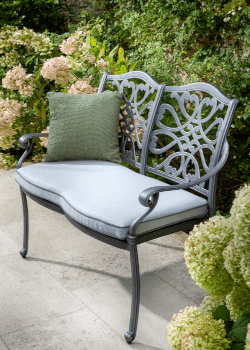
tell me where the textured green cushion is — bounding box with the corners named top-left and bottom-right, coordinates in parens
top-left (44, 91), bottom-right (123, 164)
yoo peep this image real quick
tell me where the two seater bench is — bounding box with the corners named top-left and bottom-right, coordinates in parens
top-left (15, 71), bottom-right (239, 344)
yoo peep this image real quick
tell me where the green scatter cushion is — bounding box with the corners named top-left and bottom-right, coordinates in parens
top-left (44, 91), bottom-right (123, 164)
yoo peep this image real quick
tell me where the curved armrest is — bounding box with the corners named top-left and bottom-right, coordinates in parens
top-left (139, 141), bottom-right (229, 208)
top-left (17, 133), bottom-right (49, 170)
top-left (18, 133), bottom-right (49, 149)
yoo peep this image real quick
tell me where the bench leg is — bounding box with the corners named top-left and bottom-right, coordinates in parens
top-left (124, 245), bottom-right (140, 344)
top-left (19, 188), bottom-right (29, 258)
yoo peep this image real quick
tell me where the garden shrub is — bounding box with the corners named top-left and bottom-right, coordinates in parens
top-left (0, 0), bottom-right (71, 34)
top-left (167, 183), bottom-right (250, 349)
top-left (0, 25), bottom-right (135, 167)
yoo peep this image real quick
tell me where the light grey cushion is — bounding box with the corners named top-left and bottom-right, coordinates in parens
top-left (15, 161), bottom-right (208, 240)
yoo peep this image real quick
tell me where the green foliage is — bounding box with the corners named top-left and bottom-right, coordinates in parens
top-left (0, 0), bottom-right (71, 34)
top-left (228, 313), bottom-right (250, 349)
top-left (84, 0), bottom-right (250, 215)
top-left (0, 152), bottom-right (17, 169)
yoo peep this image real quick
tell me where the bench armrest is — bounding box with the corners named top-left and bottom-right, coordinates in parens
top-left (128, 141), bottom-right (229, 237)
top-left (17, 133), bottom-right (49, 169)
top-left (139, 141), bottom-right (229, 208)
top-left (18, 133), bottom-right (49, 149)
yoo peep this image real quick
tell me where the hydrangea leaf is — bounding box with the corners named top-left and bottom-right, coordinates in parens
top-left (213, 304), bottom-right (231, 322)
top-left (71, 70), bottom-right (84, 79)
top-left (232, 313), bottom-right (250, 330)
top-left (213, 304), bottom-right (234, 334)
top-left (228, 314), bottom-right (250, 342)
top-left (231, 342), bottom-right (246, 350)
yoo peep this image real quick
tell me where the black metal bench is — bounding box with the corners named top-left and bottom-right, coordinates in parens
top-left (15, 71), bottom-right (240, 344)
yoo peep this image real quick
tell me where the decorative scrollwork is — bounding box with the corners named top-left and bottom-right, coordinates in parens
top-left (147, 90), bottom-right (226, 196)
top-left (108, 78), bottom-right (157, 167)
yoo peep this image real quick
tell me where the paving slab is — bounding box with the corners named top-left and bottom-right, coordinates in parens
top-left (0, 254), bottom-right (84, 336)
top-left (73, 272), bottom-right (199, 349)
top-left (0, 228), bottom-right (20, 258)
top-left (1, 309), bottom-right (133, 350)
top-left (1, 213), bottom-right (109, 267)
top-left (0, 339), bottom-right (8, 350)
top-left (42, 245), bottom-right (131, 291)
top-left (0, 186), bottom-right (54, 227)
top-left (136, 234), bottom-right (208, 304)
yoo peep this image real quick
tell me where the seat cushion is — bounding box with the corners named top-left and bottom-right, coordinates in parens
top-left (15, 161), bottom-right (208, 240)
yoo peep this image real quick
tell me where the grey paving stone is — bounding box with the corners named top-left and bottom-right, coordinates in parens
top-left (73, 271), bottom-right (198, 349)
top-left (0, 254), bottom-right (84, 336)
top-left (152, 258), bottom-right (208, 305)
top-left (2, 214), bottom-right (107, 266)
top-left (0, 228), bottom-right (19, 258)
top-left (0, 338), bottom-right (8, 350)
top-left (0, 187), bottom-right (53, 227)
top-left (0, 173), bottom-right (20, 190)
top-left (2, 309), bottom-right (135, 350)
top-left (43, 245), bottom-right (132, 291)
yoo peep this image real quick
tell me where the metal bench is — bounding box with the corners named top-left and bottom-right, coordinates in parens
top-left (15, 71), bottom-right (240, 344)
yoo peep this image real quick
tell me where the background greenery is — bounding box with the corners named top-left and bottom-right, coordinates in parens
top-left (0, 0), bottom-right (249, 216)
top-left (0, 0), bottom-right (73, 33)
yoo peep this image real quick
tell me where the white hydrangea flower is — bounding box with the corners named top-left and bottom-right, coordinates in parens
top-left (184, 216), bottom-right (234, 297)
top-left (59, 30), bottom-right (90, 57)
top-left (41, 56), bottom-right (74, 85)
top-left (230, 183), bottom-right (250, 257)
top-left (2, 64), bottom-right (34, 97)
top-left (199, 295), bottom-right (226, 316)
top-left (181, 314), bottom-right (231, 350)
top-left (68, 78), bottom-right (96, 94)
top-left (223, 239), bottom-right (244, 283)
top-left (225, 281), bottom-right (250, 321)
top-left (0, 98), bottom-right (23, 149)
top-left (167, 306), bottom-right (200, 350)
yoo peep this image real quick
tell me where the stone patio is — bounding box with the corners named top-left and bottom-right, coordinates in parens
top-left (0, 163), bottom-right (207, 350)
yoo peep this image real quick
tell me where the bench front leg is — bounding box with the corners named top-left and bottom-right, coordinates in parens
top-left (19, 188), bottom-right (29, 258)
top-left (124, 236), bottom-right (140, 344)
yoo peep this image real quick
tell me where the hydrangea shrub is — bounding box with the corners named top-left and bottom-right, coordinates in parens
top-left (167, 183), bottom-right (250, 349)
top-left (184, 215), bottom-right (234, 297)
top-left (0, 25), bottom-right (134, 167)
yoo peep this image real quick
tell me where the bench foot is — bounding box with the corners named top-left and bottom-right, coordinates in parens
top-left (124, 331), bottom-right (135, 344)
top-left (20, 248), bottom-right (27, 258)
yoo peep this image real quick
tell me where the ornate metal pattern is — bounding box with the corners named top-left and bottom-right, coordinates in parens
top-left (103, 74), bottom-right (161, 169)
top-left (147, 89), bottom-right (228, 196)
top-left (113, 79), bottom-right (156, 167)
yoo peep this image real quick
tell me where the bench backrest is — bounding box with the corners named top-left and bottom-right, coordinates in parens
top-left (98, 71), bottom-right (165, 170)
top-left (98, 72), bottom-right (239, 217)
top-left (147, 83), bottom-right (239, 216)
